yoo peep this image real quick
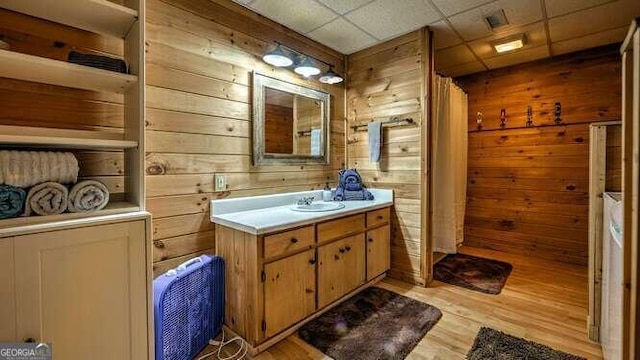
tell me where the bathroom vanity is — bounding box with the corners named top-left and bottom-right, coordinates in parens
top-left (210, 189), bottom-right (393, 354)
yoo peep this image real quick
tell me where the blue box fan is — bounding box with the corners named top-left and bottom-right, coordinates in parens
top-left (153, 255), bottom-right (224, 360)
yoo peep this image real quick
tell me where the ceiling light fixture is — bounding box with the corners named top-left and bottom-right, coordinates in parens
top-left (318, 66), bottom-right (344, 84)
top-left (262, 44), bottom-right (293, 67)
top-left (493, 34), bottom-right (526, 53)
top-left (294, 56), bottom-right (321, 77)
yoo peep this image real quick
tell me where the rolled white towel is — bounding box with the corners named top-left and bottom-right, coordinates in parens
top-left (0, 151), bottom-right (79, 188)
top-left (68, 180), bottom-right (109, 213)
top-left (23, 182), bottom-right (69, 216)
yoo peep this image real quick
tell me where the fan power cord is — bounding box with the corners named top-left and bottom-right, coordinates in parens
top-left (196, 328), bottom-right (248, 360)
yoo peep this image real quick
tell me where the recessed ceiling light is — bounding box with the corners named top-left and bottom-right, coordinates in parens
top-left (492, 34), bottom-right (526, 53)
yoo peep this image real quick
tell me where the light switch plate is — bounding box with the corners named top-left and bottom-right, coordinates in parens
top-left (214, 174), bottom-right (227, 192)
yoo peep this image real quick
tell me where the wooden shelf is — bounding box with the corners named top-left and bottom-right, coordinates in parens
top-left (0, 125), bottom-right (138, 150)
top-left (0, 0), bottom-right (138, 38)
top-left (0, 202), bottom-right (141, 236)
top-left (0, 49), bottom-right (137, 93)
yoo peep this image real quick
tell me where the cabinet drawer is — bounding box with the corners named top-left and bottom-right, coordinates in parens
top-left (264, 226), bottom-right (315, 260)
top-left (367, 207), bottom-right (390, 228)
top-left (317, 214), bottom-right (365, 244)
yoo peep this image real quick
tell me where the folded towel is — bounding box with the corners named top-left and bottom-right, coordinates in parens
top-left (23, 182), bottom-right (68, 216)
top-left (68, 180), bottom-right (109, 213)
top-left (0, 151), bottom-right (79, 188)
top-left (333, 188), bottom-right (374, 201)
top-left (310, 128), bottom-right (322, 156)
top-left (368, 122), bottom-right (382, 163)
top-left (0, 185), bottom-right (26, 219)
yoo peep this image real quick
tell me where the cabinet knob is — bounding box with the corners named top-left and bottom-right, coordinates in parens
top-left (377, 215), bottom-right (384, 220)
top-left (290, 237), bottom-right (298, 244)
top-left (24, 338), bottom-right (36, 343)
top-left (345, 246), bottom-right (351, 252)
top-left (334, 254), bottom-right (340, 260)
top-left (368, 238), bottom-right (373, 243)
top-left (339, 248), bottom-right (345, 253)
top-left (309, 258), bottom-right (316, 265)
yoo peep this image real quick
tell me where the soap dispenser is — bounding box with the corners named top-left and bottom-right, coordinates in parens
top-left (323, 183), bottom-right (332, 202)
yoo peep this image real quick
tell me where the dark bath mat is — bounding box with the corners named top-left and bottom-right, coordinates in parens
top-left (298, 286), bottom-right (442, 360)
top-left (467, 327), bottom-right (586, 360)
top-left (433, 253), bottom-right (512, 295)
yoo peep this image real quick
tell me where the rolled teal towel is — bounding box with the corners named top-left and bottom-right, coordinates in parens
top-left (0, 185), bottom-right (26, 219)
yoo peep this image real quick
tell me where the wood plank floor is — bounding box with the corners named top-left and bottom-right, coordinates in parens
top-left (203, 246), bottom-right (603, 359)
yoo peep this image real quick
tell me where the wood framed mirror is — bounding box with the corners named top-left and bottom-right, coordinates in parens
top-left (253, 72), bottom-right (330, 165)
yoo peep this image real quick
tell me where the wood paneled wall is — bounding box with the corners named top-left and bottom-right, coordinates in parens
top-left (606, 124), bottom-right (622, 192)
top-left (0, 9), bottom-right (127, 199)
top-left (457, 45), bottom-right (622, 266)
top-left (264, 104), bottom-right (294, 154)
top-left (145, 0), bottom-right (346, 275)
top-left (346, 30), bottom-right (430, 285)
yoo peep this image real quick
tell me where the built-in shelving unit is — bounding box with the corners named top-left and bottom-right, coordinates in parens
top-left (0, 50), bottom-right (138, 93)
top-left (0, 0), bottom-right (138, 38)
top-left (0, 0), bottom-right (146, 231)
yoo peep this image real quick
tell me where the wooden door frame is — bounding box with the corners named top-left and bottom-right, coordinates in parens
top-left (621, 17), bottom-right (640, 360)
top-left (420, 27), bottom-right (435, 285)
top-left (587, 121), bottom-right (622, 342)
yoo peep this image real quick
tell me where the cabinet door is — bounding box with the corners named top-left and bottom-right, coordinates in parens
top-left (318, 234), bottom-right (365, 308)
top-left (264, 249), bottom-right (316, 338)
top-left (0, 237), bottom-right (16, 342)
top-left (367, 225), bottom-right (390, 281)
top-left (14, 220), bottom-right (149, 360)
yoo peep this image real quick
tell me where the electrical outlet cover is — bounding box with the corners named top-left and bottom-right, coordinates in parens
top-left (214, 174), bottom-right (227, 192)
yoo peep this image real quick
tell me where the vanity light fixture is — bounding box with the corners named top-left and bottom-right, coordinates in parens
top-left (262, 43), bottom-right (294, 67)
top-left (294, 56), bottom-right (321, 77)
top-left (262, 42), bottom-right (343, 84)
top-left (318, 66), bottom-right (344, 84)
top-left (493, 34), bottom-right (526, 53)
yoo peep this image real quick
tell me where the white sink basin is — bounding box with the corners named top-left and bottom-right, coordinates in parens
top-left (290, 202), bottom-right (346, 212)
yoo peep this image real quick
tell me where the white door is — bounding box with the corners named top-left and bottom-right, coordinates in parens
top-left (13, 220), bottom-right (149, 360)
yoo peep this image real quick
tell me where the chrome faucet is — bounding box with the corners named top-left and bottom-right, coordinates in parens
top-left (296, 196), bottom-right (315, 206)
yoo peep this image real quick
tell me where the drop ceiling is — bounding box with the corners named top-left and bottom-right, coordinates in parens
top-left (232, 0), bottom-right (640, 77)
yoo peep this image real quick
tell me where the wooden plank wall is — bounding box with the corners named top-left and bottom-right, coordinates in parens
top-left (606, 124), bottom-right (622, 192)
top-left (346, 31), bottom-right (427, 285)
top-left (0, 9), bottom-right (127, 199)
top-left (145, 0), bottom-right (346, 275)
top-left (264, 104), bottom-right (294, 154)
top-left (457, 45), bottom-right (622, 266)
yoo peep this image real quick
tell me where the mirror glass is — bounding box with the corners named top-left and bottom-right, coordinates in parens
top-left (253, 73), bottom-right (330, 165)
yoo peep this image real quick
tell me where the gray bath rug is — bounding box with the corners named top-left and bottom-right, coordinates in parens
top-left (467, 327), bottom-right (586, 360)
top-left (298, 287), bottom-right (442, 360)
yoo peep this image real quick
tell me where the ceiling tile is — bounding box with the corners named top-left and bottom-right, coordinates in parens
top-left (483, 44), bottom-right (550, 69)
top-left (449, 0), bottom-right (543, 41)
top-left (551, 26), bottom-right (628, 55)
top-left (548, 0), bottom-right (640, 42)
top-left (438, 61), bottom-right (487, 77)
top-left (232, 0), bottom-right (254, 5)
top-left (249, 0), bottom-right (338, 33)
top-left (429, 20), bottom-right (463, 49)
top-left (435, 44), bottom-right (477, 68)
top-left (431, 0), bottom-right (492, 16)
top-left (544, 0), bottom-right (615, 18)
top-left (316, 0), bottom-right (373, 15)
top-left (345, 0), bottom-right (441, 40)
top-left (468, 21), bottom-right (547, 59)
top-left (307, 18), bottom-right (377, 54)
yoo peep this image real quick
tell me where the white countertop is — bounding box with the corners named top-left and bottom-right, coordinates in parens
top-left (210, 189), bottom-right (393, 234)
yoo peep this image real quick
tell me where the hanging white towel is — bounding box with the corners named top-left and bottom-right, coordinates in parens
top-left (310, 129), bottom-right (322, 156)
top-left (368, 122), bottom-right (382, 163)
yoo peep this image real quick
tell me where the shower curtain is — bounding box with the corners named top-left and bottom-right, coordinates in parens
top-left (432, 75), bottom-right (468, 253)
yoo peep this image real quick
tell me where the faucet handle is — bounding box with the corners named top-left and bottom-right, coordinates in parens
top-left (297, 196), bottom-right (315, 206)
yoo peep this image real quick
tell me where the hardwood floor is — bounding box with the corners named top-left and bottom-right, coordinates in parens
top-left (204, 246), bottom-right (602, 359)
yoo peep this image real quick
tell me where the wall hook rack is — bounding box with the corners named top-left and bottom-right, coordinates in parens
top-left (554, 102), bottom-right (562, 124)
top-left (526, 105), bottom-right (533, 127)
top-left (500, 108), bottom-right (507, 128)
top-left (350, 117), bottom-right (414, 132)
top-left (476, 111), bottom-right (483, 131)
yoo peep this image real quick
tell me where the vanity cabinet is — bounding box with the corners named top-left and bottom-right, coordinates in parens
top-left (214, 206), bottom-right (391, 354)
